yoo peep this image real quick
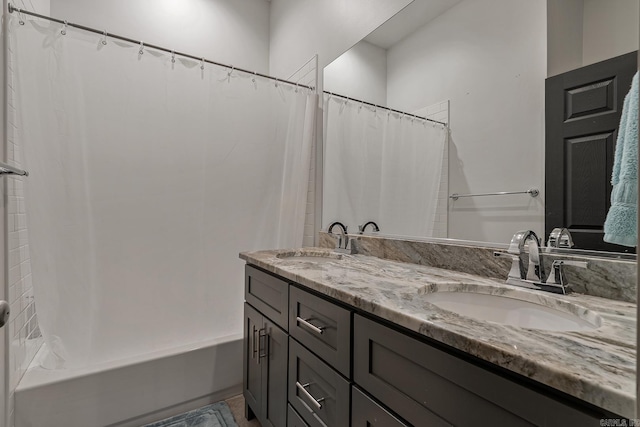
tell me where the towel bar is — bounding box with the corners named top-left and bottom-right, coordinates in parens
top-left (0, 161), bottom-right (28, 177)
top-left (450, 188), bottom-right (538, 201)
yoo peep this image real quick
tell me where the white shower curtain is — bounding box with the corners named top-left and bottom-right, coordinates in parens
top-left (323, 95), bottom-right (446, 237)
top-left (11, 19), bottom-right (316, 368)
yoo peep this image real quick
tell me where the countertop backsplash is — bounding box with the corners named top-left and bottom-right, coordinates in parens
top-left (318, 232), bottom-right (636, 303)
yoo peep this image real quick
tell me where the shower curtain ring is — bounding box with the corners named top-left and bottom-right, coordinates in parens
top-left (101, 30), bottom-right (108, 45)
top-left (274, 78), bottom-right (278, 87)
top-left (139, 42), bottom-right (144, 55)
top-left (17, 8), bottom-right (25, 25)
top-left (252, 71), bottom-right (257, 83)
top-left (61, 20), bottom-right (68, 35)
top-left (200, 58), bottom-right (205, 70)
top-left (295, 83), bottom-right (299, 93)
top-left (171, 51), bottom-right (175, 63)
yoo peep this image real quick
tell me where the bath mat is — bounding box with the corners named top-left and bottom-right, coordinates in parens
top-left (143, 401), bottom-right (238, 427)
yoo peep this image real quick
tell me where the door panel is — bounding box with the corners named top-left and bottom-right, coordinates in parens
top-left (243, 303), bottom-right (262, 416)
top-left (263, 319), bottom-right (288, 427)
top-left (545, 51), bottom-right (637, 252)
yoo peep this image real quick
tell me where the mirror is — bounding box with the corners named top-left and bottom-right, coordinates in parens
top-left (322, 0), bottom-right (639, 252)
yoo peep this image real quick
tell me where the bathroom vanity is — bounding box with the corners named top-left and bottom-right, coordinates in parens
top-left (241, 239), bottom-right (635, 426)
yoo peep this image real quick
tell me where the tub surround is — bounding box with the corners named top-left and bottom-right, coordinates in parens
top-left (319, 232), bottom-right (637, 303)
top-left (15, 335), bottom-right (243, 427)
top-left (240, 247), bottom-right (636, 418)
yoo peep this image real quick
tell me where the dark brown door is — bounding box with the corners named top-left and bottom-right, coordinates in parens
top-left (546, 51), bottom-right (637, 252)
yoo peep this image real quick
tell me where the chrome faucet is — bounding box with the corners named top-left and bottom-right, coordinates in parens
top-left (358, 221), bottom-right (380, 234)
top-left (495, 229), bottom-right (586, 294)
top-left (327, 221), bottom-right (349, 251)
top-left (546, 227), bottom-right (574, 252)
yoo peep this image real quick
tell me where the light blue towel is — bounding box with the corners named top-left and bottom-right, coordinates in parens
top-left (604, 71), bottom-right (638, 247)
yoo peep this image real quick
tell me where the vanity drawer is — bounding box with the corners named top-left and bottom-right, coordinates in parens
top-left (288, 404), bottom-right (310, 427)
top-left (245, 265), bottom-right (289, 330)
top-left (352, 386), bottom-right (409, 427)
top-left (354, 314), bottom-right (603, 426)
top-left (289, 285), bottom-right (351, 377)
top-left (288, 338), bottom-right (350, 427)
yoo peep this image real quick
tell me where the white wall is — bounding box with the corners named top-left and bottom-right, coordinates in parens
top-left (547, 0), bottom-right (639, 76)
top-left (269, 0), bottom-right (411, 81)
top-left (547, 0), bottom-right (583, 77)
top-left (323, 40), bottom-right (387, 106)
top-left (51, 0), bottom-right (270, 73)
top-left (582, 0), bottom-right (639, 66)
top-left (387, 0), bottom-right (546, 244)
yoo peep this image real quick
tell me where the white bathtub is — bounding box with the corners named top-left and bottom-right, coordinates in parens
top-left (15, 333), bottom-right (243, 427)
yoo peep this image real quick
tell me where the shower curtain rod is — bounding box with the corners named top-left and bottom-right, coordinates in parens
top-left (7, 4), bottom-right (315, 92)
top-left (324, 91), bottom-right (447, 126)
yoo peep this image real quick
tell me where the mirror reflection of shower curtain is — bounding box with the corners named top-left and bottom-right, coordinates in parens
top-left (12, 19), bottom-right (315, 368)
top-left (323, 95), bottom-right (446, 237)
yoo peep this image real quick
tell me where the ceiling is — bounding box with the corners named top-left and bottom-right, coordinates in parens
top-left (364, 0), bottom-right (463, 49)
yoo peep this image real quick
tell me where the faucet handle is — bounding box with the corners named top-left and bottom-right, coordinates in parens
top-left (494, 251), bottom-right (522, 282)
top-left (546, 260), bottom-right (588, 289)
top-left (525, 239), bottom-right (545, 282)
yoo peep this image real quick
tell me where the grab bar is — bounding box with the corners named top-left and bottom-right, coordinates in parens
top-left (450, 188), bottom-right (538, 201)
top-left (0, 162), bottom-right (28, 177)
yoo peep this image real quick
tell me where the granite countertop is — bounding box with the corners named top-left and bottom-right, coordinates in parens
top-left (240, 248), bottom-right (636, 418)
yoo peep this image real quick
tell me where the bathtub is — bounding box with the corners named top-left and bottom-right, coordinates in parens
top-left (14, 333), bottom-right (243, 427)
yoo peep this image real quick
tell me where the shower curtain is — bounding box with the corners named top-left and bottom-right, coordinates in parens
top-left (323, 95), bottom-right (446, 237)
top-left (11, 19), bottom-right (316, 368)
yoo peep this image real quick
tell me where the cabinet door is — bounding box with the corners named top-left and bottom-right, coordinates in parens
top-left (352, 386), bottom-right (408, 427)
top-left (243, 303), bottom-right (263, 417)
top-left (262, 318), bottom-right (289, 427)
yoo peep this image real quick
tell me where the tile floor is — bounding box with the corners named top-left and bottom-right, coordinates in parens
top-left (225, 395), bottom-right (261, 427)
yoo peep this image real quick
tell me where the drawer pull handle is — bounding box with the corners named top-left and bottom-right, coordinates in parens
top-left (296, 317), bottom-right (325, 335)
top-left (252, 326), bottom-right (258, 359)
top-left (296, 382), bottom-right (325, 410)
top-left (257, 328), bottom-right (267, 364)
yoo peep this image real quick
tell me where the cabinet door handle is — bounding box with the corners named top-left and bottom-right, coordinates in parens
top-left (296, 382), bottom-right (325, 410)
top-left (257, 328), bottom-right (267, 364)
top-left (296, 316), bottom-right (325, 335)
top-left (252, 326), bottom-right (258, 359)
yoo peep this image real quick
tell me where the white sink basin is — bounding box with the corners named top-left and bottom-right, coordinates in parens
top-left (424, 289), bottom-right (602, 332)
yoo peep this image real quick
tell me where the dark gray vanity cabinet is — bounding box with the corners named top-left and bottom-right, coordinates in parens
top-left (243, 264), bottom-right (614, 427)
top-left (243, 266), bottom-right (290, 427)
